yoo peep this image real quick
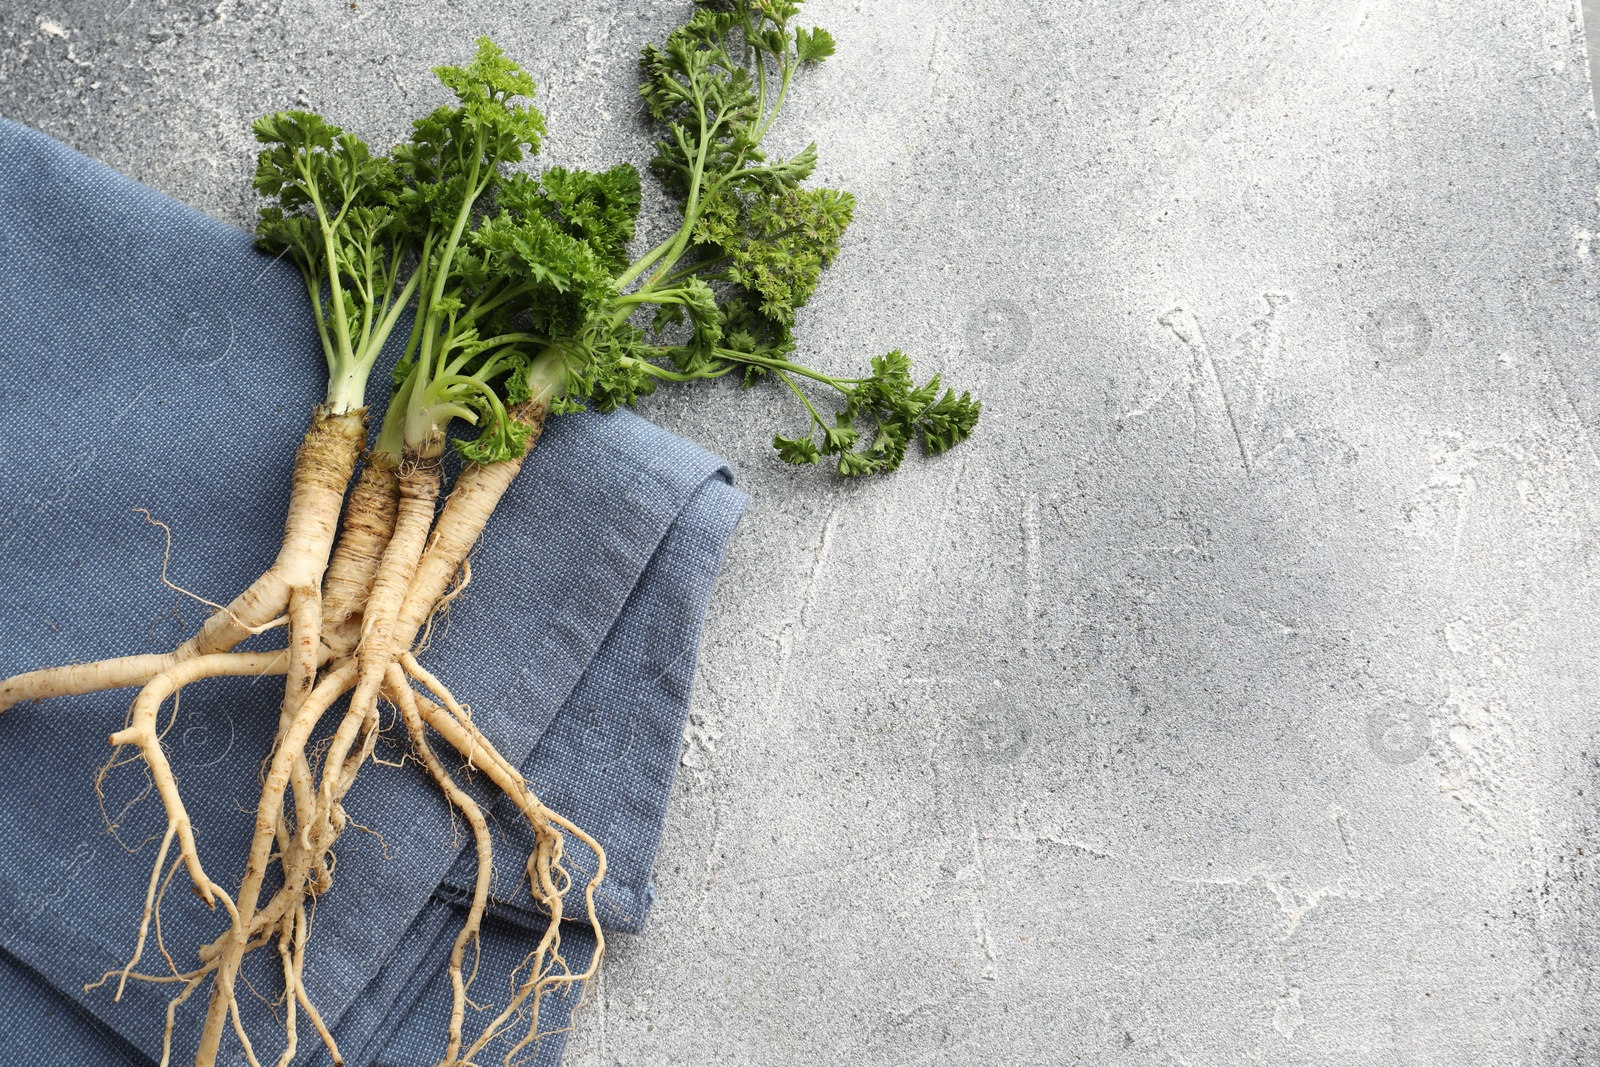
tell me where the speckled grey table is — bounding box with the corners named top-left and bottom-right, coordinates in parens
top-left (4, 2), bottom-right (1600, 1063)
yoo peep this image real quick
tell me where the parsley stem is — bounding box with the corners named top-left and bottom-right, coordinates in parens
top-left (773, 369), bottom-right (825, 427)
top-left (726, 351), bottom-right (863, 390)
top-left (621, 357), bottom-right (734, 383)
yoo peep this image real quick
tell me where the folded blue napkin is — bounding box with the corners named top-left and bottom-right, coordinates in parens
top-left (0, 118), bottom-right (745, 1066)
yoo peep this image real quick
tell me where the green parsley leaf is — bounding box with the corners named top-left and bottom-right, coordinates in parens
top-left (794, 26), bottom-right (836, 63)
top-left (774, 432), bottom-right (822, 465)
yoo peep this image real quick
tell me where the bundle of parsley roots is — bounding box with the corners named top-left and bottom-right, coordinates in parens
top-left (0, 3), bottom-right (977, 1065)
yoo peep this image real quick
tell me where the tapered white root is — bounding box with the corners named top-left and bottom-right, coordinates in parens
top-left (180, 661), bottom-right (598, 1067)
top-left (107, 651), bottom-right (293, 903)
top-left (309, 457), bottom-right (441, 865)
top-left (112, 822), bottom-right (178, 1001)
top-left (57, 399), bottom-right (605, 1065)
top-left (161, 964), bottom-right (216, 1067)
top-left (394, 401), bottom-right (547, 652)
top-left (194, 660), bottom-right (359, 1065)
top-left (321, 453), bottom-right (400, 631)
top-left (275, 586), bottom-right (322, 876)
top-left (0, 406), bottom-right (364, 712)
top-left (90, 643), bottom-right (347, 1062)
top-left (0, 653), bottom-right (189, 714)
top-left (387, 665), bottom-right (493, 1065)
top-left (290, 902), bottom-right (342, 1063)
top-left (274, 916), bottom-right (298, 1067)
top-left (90, 646), bottom-right (599, 1067)
top-left (397, 656), bottom-right (607, 1066)
top-left (179, 407), bottom-right (365, 658)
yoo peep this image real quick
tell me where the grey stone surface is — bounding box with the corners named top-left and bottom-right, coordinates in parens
top-left (5, 1), bottom-right (1600, 1063)
top-left (1588, 0), bottom-right (1600, 110)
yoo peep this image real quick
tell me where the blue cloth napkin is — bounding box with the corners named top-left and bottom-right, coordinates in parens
top-left (0, 117), bottom-right (745, 1066)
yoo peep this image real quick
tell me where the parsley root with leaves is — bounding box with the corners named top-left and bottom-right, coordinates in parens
top-left (0, 4), bottom-right (979, 1066)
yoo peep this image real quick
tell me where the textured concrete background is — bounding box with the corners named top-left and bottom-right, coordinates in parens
top-left (4, 1), bottom-right (1600, 1064)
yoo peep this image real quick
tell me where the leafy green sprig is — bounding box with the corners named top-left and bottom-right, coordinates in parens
top-left (254, 112), bottom-right (420, 413)
top-left (375, 39), bottom-right (593, 465)
top-left (528, 0), bottom-right (978, 476)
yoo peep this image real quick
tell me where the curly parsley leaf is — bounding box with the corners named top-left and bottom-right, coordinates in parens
top-left (408, 9), bottom-right (979, 476)
top-left (587, 0), bottom-right (979, 476)
top-left (253, 110), bottom-right (418, 413)
top-left (534, 164), bottom-right (643, 273)
top-left (794, 26), bottom-right (836, 63)
top-left (375, 37), bottom-right (567, 464)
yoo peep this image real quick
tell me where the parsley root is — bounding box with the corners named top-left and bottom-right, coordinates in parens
top-left (0, 411), bottom-right (364, 712)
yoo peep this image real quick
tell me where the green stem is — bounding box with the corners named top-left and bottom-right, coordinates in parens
top-left (436, 373), bottom-right (510, 418)
top-left (621, 356), bottom-right (735, 383)
top-left (374, 371), bottom-right (417, 462)
top-left (742, 6), bottom-right (768, 121)
top-left (353, 233), bottom-right (379, 359)
top-left (302, 158), bottom-right (353, 373)
top-left (302, 268), bottom-right (335, 377)
top-left (368, 245), bottom-right (427, 365)
top-left (708, 349), bottom-right (864, 391)
top-left (473, 331), bottom-right (549, 350)
top-left (615, 287), bottom-right (693, 309)
top-left (464, 280), bottom-right (534, 324)
top-left (616, 231), bottom-right (682, 291)
top-left (774, 369), bottom-right (825, 427)
top-left (754, 45), bottom-right (796, 143)
top-left (640, 100), bottom-right (728, 297)
top-left (415, 155), bottom-right (488, 414)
